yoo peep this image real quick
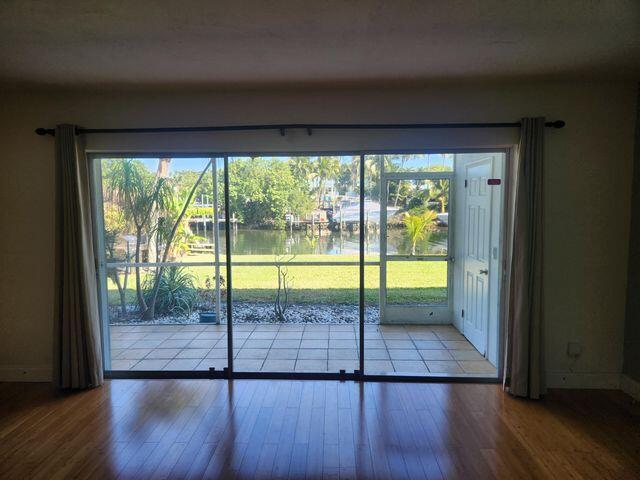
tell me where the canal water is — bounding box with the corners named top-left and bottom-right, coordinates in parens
top-left (194, 227), bottom-right (448, 256)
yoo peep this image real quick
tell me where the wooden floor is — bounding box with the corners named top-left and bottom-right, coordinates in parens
top-left (0, 381), bottom-right (638, 479)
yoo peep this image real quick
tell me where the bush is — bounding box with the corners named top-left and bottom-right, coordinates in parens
top-left (144, 266), bottom-right (199, 317)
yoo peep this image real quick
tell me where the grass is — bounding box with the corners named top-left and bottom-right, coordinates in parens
top-left (106, 254), bottom-right (447, 306)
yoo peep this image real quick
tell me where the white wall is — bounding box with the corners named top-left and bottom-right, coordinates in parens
top-left (0, 81), bottom-right (636, 387)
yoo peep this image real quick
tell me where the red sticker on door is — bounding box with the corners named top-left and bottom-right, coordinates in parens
top-left (487, 179), bottom-right (501, 185)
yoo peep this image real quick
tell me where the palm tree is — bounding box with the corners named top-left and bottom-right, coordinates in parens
top-left (315, 156), bottom-right (340, 206)
top-left (106, 159), bottom-right (173, 312)
top-left (403, 210), bottom-right (437, 255)
top-left (142, 159), bottom-right (213, 320)
top-left (428, 179), bottom-right (449, 213)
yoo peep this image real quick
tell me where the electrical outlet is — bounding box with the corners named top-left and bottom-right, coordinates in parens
top-left (567, 342), bottom-right (582, 358)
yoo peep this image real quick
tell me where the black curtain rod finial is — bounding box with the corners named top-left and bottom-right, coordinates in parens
top-left (547, 120), bottom-right (565, 129)
top-left (35, 127), bottom-right (55, 136)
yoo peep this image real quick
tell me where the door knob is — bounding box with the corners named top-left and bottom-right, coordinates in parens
top-left (479, 269), bottom-right (489, 275)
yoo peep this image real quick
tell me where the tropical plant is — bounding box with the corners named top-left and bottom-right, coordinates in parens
top-left (104, 159), bottom-right (174, 312)
top-left (428, 179), bottom-right (449, 213)
top-left (144, 266), bottom-right (199, 318)
top-left (103, 204), bottom-right (129, 316)
top-left (403, 210), bottom-right (437, 255)
top-left (142, 160), bottom-right (212, 319)
top-left (315, 156), bottom-right (341, 205)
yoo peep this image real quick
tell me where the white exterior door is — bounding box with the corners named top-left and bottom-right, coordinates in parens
top-left (462, 159), bottom-right (493, 354)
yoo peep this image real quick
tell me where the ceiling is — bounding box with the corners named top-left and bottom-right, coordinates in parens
top-left (0, 0), bottom-right (638, 89)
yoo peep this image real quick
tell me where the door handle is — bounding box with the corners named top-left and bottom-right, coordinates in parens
top-left (479, 269), bottom-right (489, 275)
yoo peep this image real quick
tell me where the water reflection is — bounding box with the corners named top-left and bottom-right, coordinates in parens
top-left (194, 227), bottom-right (448, 256)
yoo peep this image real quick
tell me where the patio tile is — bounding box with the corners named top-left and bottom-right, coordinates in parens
top-left (392, 360), bottom-right (428, 373)
top-left (302, 331), bottom-right (329, 340)
top-left (365, 361), bottom-right (394, 373)
top-left (295, 360), bottom-right (327, 372)
top-left (142, 332), bottom-right (174, 340)
top-left (236, 348), bottom-right (269, 359)
top-left (272, 339), bottom-right (301, 349)
top-left (262, 360), bottom-right (296, 371)
top-left (426, 361), bottom-right (464, 374)
top-left (329, 331), bottom-right (355, 340)
top-left (144, 348), bottom-right (181, 359)
top-left (243, 339), bottom-right (274, 349)
top-left (110, 349), bottom-right (126, 359)
top-left (300, 339), bottom-right (328, 349)
top-left (328, 349), bottom-right (358, 360)
top-left (381, 331), bottom-right (411, 340)
top-left (329, 340), bottom-right (355, 349)
top-left (175, 348), bottom-right (210, 359)
top-left (388, 349), bottom-right (421, 360)
top-left (442, 340), bottom-right (475, 350)
top-left (328, 360), bottom-right (358, 371)
top-left (249, 331), bottom-right (278, 340)
top-left (278, 324), bottom-right (305, 331)
top-left (158, 339), bottom-right (192, 349)
top-left (304, 324), bottom-right (330, 331)
top-left (232, 331), bottom-right (252, 339)
top-left (413, 340), bottom-right (445, 349)
top-left (384, 340), bottom-right (415, 349)
top-left (408, 331), bottom-right (439, 340)
top-left (234, 359), bottom-right (264, 370)
top-left (267, 349), bottom-right (299, 360)
top-left (419, 349), bottom-right (454, 361)
top-left (187, 339), bottom-right (218, 349)
top-left (110, 359), bottom-right (139, 370)
top-left (150, 325), bottom-right (182, 332)
top-left (169, 331), bottom-right (200, 340)
top-left (116, 332), bottom-right (147, 340)
top-left (119, 348), bottom-right (152, 360)
top-left (234, 324), bottom-right (257, 331)
top-left (434, 331), bottom-right (466, 341)
top-left (450, 350), bottom-right (485, 361)
top-left (364, 349), bottom-right (390, 360)
top-left (253, 325), bottom-right (279, 331)
top-left (181, 325), bottom-right (207, 332)
top-left (164, 359), bottom-right (200, 370)
top-left (364, 340), bottom-right (386, 349)
top-left (206, 348), bottom-right (240, 358)
top-left (196, 331), bottom-right (225, 339)
top-left (131, 359), bottom-right (170, 370)
top-left (458, 361), bottom-right (496, 374)
top-left (297, 349), bottom-right (327, 360)
top-left (131, 339), bottom-right (164, 349)
top-left (330, 325), bottom-right (355, 331)
top-left (110, 340), bottom-right (136, 349)
top-left (275, 331), bottom-right (303, 340)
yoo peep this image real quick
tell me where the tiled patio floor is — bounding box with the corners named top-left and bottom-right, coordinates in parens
top-left (109, 323), bottom-right (497, 377)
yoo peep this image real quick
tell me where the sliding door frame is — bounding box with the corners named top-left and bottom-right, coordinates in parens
top-left (89, 149), bottom-right (505, 383)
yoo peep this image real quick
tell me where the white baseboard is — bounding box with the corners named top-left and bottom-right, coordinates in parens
top-left (545, 372), bottom-right (621, 389)
top-left (0, 365), bottom-right (52, 382)
top-left (620, 374), bottom-right (640, 401)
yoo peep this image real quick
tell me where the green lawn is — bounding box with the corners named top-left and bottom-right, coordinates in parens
top-left (106, 254), bottom-right (447, 306)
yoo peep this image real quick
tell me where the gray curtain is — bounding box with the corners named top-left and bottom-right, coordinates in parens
top-left (504, 117), bottom-right (545, 399)
top-left (53, 125), bottom-right (103, 388)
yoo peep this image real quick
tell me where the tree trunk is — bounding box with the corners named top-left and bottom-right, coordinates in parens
top-left (134, 226), bottom-right (147, 312)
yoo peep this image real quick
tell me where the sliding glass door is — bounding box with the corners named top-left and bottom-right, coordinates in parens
top-left (94, 151), bottom-right (501, 378)
top-left (95, 156), bottom-right (228, 373)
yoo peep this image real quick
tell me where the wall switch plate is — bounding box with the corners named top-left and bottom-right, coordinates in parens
top-left (567, 342), bottom-right (582, 357)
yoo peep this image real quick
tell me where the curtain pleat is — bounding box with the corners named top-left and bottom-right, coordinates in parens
top-left (504, 117), bottom-right (545, 399)
top-left (53, 125), bottom-right (103, 389)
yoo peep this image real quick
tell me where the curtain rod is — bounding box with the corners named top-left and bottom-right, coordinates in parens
top-left (34, 120), bottom-right (565, 137)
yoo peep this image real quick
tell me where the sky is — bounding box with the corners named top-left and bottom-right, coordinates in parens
top-left (137, 154), bottom-right (453, 174)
